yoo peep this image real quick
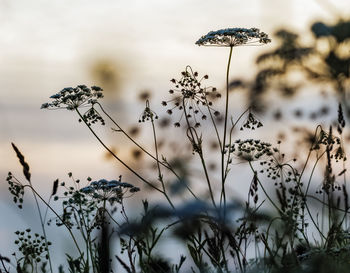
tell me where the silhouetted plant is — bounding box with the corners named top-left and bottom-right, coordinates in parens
top-left (4, 22), bottom-right (350, 273)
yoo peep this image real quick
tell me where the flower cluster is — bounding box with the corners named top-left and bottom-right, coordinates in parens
top-left (41, 85), bottom-right (103, 110)
top-left (316, 180), bottom-right (342, 195)
top-left (139, 101), bottom-right (159, 122)
top-left (311, 127), bottom-right (345, 162)
top-left (162, 66), bottom-right (221, 128)
top-left (79, 107), bottom-right (105, 126)
top-left (6, 172), bottom-right (25, 209)
top-left (80, 177), bottom-right (140, 204)
top-left (196, 28), bottom-right (271, 47)
top-left (240, 111), bottom-right (263, 130)
top-left (259, 153), bottom-right (298, 184)
top-left (230, 139), bottom-right (276, 162)
top-left (14, 229), bottom-right (51, 263)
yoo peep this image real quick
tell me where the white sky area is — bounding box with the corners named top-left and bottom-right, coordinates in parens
top-left (0, 0), bottom-right (350, 263)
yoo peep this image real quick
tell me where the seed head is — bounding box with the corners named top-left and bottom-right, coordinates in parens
top-left (41, 85), bottom-right (104, 110)
top-left (196, 28), bottom-right (271, 47)
top-left (80, 177), bottom-right (140, 204)
top-left (163, 66), bottom-right (220, 127)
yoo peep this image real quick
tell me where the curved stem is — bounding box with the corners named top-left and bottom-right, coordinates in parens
top-left (26, 180), bottom-right (53, 273)
top-left (22, 185), bottom-right (82, 256)
top-left (96, 103), bottom-right (198, 201)
top-left (96, 102), bottom-right (174, 173)
top-left (76, 109), bottom-right (163, 194)
top-left (183, 98), bottom-right (216, 208)
top-left (248, 162), bottom-right (282, 214)
top-left (299, 125), bottom-right (322, 186)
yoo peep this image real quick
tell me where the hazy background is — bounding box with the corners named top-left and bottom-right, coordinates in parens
top-left (1, 0), bottom-right (350, 265)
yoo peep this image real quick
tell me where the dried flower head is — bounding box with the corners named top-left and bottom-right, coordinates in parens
top-left (196, 28), bottom-right (271, 47)
top-left (41, 85), bottom-right (105, 125)
top-left (41, 85), bottom-right (103, 110)
top-left (79, 107), bottom-right (105, 126)
top-left (163, 66), bottom-right (221, 128)
top-left (14, 229), bottom-right (51, 263)
top-left (139, 100), bottom-right (158, 122)
top-left (6, 172), bottom-right (25, 209)
top-left (230, 139), bottom-right (275, 162)
top-left (240, 111), bottom-right (263, 131)
top-left (80, 177), bottom-right (140, 204)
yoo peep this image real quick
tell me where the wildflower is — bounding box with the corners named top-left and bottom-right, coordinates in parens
top-left (231, 139), bottom-right (276, 162)
top-left (80, 177), bottom-right (140, 204)
top-left (260, 152), bottom-right (299, 184)
top-left (41, 85), bottom-right (105, 125)
top-left (139, 100), bottom-right (158, 122)
top-left (41, 85), bottom-right (103, 110)
top-left (163, 66), bottom-right (220, 127)
top-left (79, 107), bottom-right (105, 126)
top-left (311, 127), bottom-right (341, 152)
top-left (240, 111), bottom-right (263, 131)
top-left (14, 229), bottom-right (51, 264)
top-left (196, 28), bottom-right (271, 177)
top-left (196, 27), bottom-right (271, 47)
top-left (7, 172), bottom-right (25, 209)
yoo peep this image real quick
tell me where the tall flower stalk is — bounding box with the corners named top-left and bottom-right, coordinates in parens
top-left (196, 28), bottom-right (271, 212)
top-left (41, 85), bottom-right (177, 209)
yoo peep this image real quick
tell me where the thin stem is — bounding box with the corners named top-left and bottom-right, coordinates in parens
top-left (299, 125), bottom-right (322, 187)
top-left (76, 199), bottom-right (95, 272)
top-left (0, 256), bottom-right (10, 273)
top-left (221, 46), bottom-right (234, 215)
top-left (190, 236), bottom-right (223, 270)
top-left (97, 101), bottom-right (202, 200)
top-left (22, 185), bottom-right (82, 256)
top-left (96, 102), bottom-right (174, 172)
top-left (248, 162), bottom-right (282, 214)
top-left (205, 98), bottom-right (222, 151)
top-left (26, 180), bottom-right (53, 273)
top-left (183, 98), bottom-right (216, 208)
top-left (224, 108), bottom-right (251, 180)
top-left (220, 108), bottom-right (250, 206)
top-left (149, 106), bottom-right (175, 209)
top-left (283, 161), bottom-right (328, 242)
top-left (76, 109), bottom-right (163, 194)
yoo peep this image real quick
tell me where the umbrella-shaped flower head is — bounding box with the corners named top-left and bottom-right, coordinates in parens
top-left (196, 27), bottom-right (271, 47)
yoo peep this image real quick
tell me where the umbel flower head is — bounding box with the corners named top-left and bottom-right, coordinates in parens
top-left (41, 85), bottom-right (103, 110)
top-left (80, 177), bottom-right (140, 204)
top-left (196, 27), bottom-right (271, 47)
top-left (162, 66), bottom-right (221, 128)
top-left (41, 85), bottom-right (105, 125)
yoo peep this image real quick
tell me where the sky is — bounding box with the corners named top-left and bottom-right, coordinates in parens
top-left (0, 0), bottom-right (349, 265)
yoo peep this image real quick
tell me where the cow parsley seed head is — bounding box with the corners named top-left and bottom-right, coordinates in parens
top-left (79, 107), bottom-right (105, 126)
top-left (240, 111), bottom-right (263, 131)
top-left (196, 27), bottom-right (271, 47)
top-left (163, 66), bottom-right (221, 128)
top-left (80, 177), bottom-right (140, 204)
top-left (41, 85), bottom-right (104, 110)
top-left (231, 139), bottom-right (275, 162)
